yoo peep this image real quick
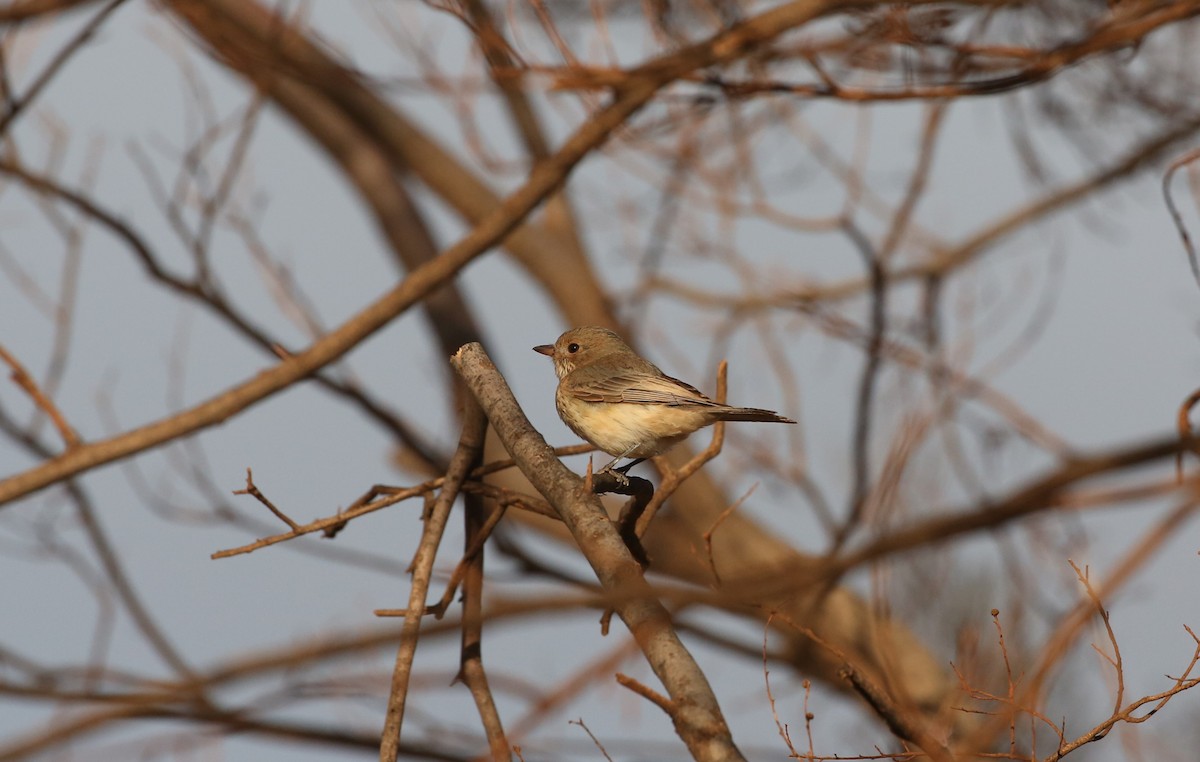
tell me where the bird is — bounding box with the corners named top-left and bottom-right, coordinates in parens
top-left (533, 326), bottom-right (796, 474)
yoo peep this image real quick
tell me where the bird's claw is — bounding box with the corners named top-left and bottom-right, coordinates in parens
top-left (596, 464), bottom-right (631, 490)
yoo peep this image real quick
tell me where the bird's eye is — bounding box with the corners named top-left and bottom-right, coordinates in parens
top-left (567, 343), bottom-right (580, 353)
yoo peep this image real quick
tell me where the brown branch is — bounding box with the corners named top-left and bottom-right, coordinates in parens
top-left (1070, 560), bottom-right (1124, 723)
top-left (762, 616), bottom-right (800, 758)
top-left (839, 663), bottom-right (950, 762)
top-left (0, 0), bottom-right (100, 22)
top-left (0, 0), bottom-right (125, 136)
top-left (214, 481), bottom-right (439, 560)
top-left (615, 672), bottom-right (676, 714)
top-left (455, 488), bottom-right (510, 761)
top-left (0, 696), bottom-right (456, 762)
top-left (451, 341), bottom-right (745, 762)
top-left (380, 398), bottom-right (486, 761)
top-left (232, 468), bottom-right (298, 530)
top-left (567, 717), bottom-right (615, 762)
top-left (0, 342), bottom-right (81, 449)
top-left (426, 475), bottom-right (574, 620)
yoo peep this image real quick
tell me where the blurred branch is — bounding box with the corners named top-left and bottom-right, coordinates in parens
top-left (164, 0), bottom-right (613, 333)
top-left (0, 156), bottom-right (446, 471)
top-left (167, 0), bottom-right (486, 367)
top-left (0, 342), bottom-right (80, 449)
top-left (0, 406), bottom-right (200, 686)
top-left (806, 434), bottom-right (1200, 586)
top-left (0, 0), bottom-right (100, 23)
top-left (0, 0), bottom-right (662, 506)
top-left (1163, 146), bottom-right (1200, 291)
top-left (650, 111), bottom-right (1200, 310)
top-left (0, 0), bottom-right (124, 136)
top-left (550, 2), bottom-right (1200, 98)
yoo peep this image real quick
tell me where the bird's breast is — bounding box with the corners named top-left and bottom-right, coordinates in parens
top-left (555, 386), bottom-right (711, 457)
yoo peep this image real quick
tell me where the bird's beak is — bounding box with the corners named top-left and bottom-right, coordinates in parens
top-left (532, 344), bottom-right (555, 356)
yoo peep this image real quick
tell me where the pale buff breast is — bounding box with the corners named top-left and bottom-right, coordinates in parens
top-left (555, 385), bottom-right (713, 457)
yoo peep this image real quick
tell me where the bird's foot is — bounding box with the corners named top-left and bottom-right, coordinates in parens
top-left (595, 464), bottom-right (631, 490)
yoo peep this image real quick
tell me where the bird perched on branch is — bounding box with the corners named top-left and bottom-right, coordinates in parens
top-left (534, 326), bottom-right (796, 474)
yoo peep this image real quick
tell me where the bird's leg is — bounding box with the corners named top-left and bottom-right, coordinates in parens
top-left (594, 446), bottom-right (647, 490)
top-left (598, 445), bottom-right (643, 474)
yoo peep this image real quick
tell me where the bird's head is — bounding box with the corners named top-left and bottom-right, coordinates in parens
top-left (533, 326), bottom-right (630, 379)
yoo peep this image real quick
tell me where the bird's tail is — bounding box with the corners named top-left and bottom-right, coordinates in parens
top-left (716, 406), bottom-right (796, 424)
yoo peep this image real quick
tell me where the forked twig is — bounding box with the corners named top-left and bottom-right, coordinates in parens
top-left (232, 468), bottom-right (297, 530)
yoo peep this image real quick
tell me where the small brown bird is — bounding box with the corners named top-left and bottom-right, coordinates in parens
top-left (533, 327), bottom-right (796, 473)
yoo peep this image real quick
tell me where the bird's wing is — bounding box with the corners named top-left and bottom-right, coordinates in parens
top-left (568, 372), bottom-right (721, 408)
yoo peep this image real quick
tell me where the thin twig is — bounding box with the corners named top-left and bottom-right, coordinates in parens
top-left (702, 483), bottom-right (757, 587)
top-left (567, 718), bottom-right (614, 762)
top-left (0, 0), bottom-right (126, 137)
top-left (1068, 560), bottom-right (1124, 722)
top-left (0, 342), bottom-right (81, 449)
top-left (1162, 147), bottom-right (1200, 290)
top-left (211, 449), bottom-right (581, 559)
top-left (763, 613), bottom-right (799, 757)
top-left (232, 468), bottom-right (298, 530)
